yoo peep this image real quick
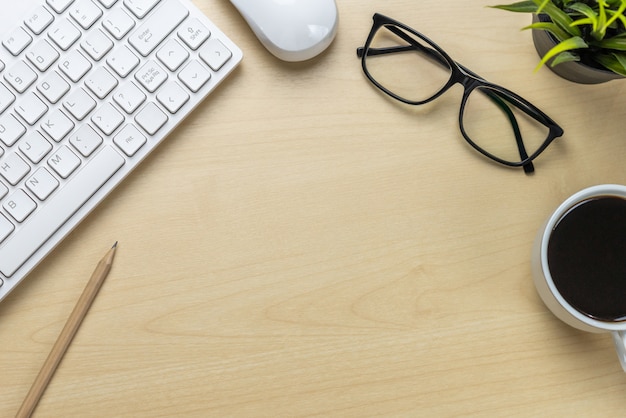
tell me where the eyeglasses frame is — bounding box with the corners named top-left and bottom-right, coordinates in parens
top-left (357, 13), bottom-right (565, 174)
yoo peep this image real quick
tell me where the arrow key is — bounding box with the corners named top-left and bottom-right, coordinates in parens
top-left (199, 38), bottom-right (232, 71)
top-left (157, 81), bottom-right (189, 114)
top-left (178, 59), bottom-right (210, 93)
top-left (156, 38), bottom-right (189, 71)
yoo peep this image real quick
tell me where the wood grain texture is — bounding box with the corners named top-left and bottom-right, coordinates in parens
top-left (2, 0), bottom-right (626, 416)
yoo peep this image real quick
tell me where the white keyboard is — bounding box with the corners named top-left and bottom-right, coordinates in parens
top-left (0, 0), bottom-right (242, 302)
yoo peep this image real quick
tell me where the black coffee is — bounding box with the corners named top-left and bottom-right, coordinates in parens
top-left (547, 195), bottom-right (626, 322)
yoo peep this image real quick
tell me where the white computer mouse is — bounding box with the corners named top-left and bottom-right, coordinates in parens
top-left (229, 0), bottom-right (338, 62)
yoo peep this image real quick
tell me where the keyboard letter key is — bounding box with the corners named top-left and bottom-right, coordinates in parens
top-left (26, 167), bottom-right (59, 201)
top-left (15, 93), bottom-right (48, 126)
top-left (3, 189), bottom-right (37, 223)
top-left (48, 145), bottom-right (81, 178)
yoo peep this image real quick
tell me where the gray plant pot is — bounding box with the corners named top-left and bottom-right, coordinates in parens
top-left (531, 14), bottom-right (624, 84)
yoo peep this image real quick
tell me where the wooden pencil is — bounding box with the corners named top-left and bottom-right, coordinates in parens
top-left (16, 242), bottom-right (118, 418)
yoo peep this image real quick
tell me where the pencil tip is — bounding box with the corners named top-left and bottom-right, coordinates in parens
top-left (112, 241), bottom-right (118, 249)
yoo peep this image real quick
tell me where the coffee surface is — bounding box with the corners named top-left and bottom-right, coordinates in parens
top-left (548, 196), bottom-right (626, 322)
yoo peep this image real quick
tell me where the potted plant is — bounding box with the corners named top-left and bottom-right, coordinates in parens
top-left (490, 0), bottom-right (626, 83)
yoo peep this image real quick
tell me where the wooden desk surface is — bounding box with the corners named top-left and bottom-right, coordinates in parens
top-left (2, 0), bottom-right (626, 416)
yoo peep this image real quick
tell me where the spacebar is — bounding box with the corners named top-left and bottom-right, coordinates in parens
top-left (0, 146), bottom-right (125, 277)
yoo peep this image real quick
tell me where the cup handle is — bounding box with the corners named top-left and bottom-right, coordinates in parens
top-left (611, 331), bottom-right (626, 372)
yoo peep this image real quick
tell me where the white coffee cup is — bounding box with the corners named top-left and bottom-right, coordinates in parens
top-left (531, 184), bottom-right (626, 371)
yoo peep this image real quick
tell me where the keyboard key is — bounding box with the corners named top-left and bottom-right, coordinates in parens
top-left (27, 39), bottom-right (60, 72)
top-left (178, 18), bottom-right (210, 50)
top-left (3, 189), bottom-right (37, 223)
top-left (48, 145), bottom-right (81, 178)
top-left (38, 71), bottom-right (71, 104)
top-left (63, 87), bottom-right (97, 120)
top-left (135, 60), bottom-right (167, 93)
top-left (0, 114), bottom-right (26, 146)
top-left (113, 123), bottom-right (146, 156)
top-left (0, 152), bottom-right (31, 185)
top-left (70, 0), bottom-right (104, 30)
top-left (41, 109), bottom-right (75, 141)
top-left (157, 81), bottom-right (189, 113)
top-left (49, 19), bottom-right (82, 51)
top-left (124, 0), bottom-right (161, 19)
top-left (135, 102), bottom-right (167, 134)
top-left (47, 0), bottom-right (76, 14)
top-left (199, 38), bottom-right (232, 71)
top-left (0, 182), bottom-right (7, 199)
top-left (157, 38), bottom-right (188, 71)
top-left (24, 6), bottom-right (55, 35)
top-left (59, 50), bottom-right (92, 82)
top-left (107, 45), bottom-right (139, 77)
top-left (91, 102), bottom-right (124, 135)
top-left (0, 146), bottom-right (125, 277)
top-left (15, 93), bottom-right (48, 125)
top-left (26, 167), bottom-right (59, 200)
top-left (81, 29), bottom-right (114, 61)
top-left (85, 67), bottom-right (118, 99)
top-left (3, 27), bottom-right (33, 56)
top-left (129, 0), bottom-right (189, 56)
top-left (178, 59), bottom-right (210, 93)
top-left (113, 81), bottom-right (145, 113)
top-left (69, 123), bottom-right (103, 156)
top-left (19, 131), bottom-right (52, 163)
top-left (102, 8), bottom-right (135, 40)
top-left (4, 61), bottom-right (38, 94)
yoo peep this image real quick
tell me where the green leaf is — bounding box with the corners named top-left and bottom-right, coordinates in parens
top-left (567, 4), bottom-right (602, 39)
top-left (535, 36), bottom-right (589, 71)
top-left (604, 1), bottom-right (626, 30)
top-left (606, 10), bottom-right (626, 28)
top-left (567, 3), bottom-right (598, 23)
top-left (593, 52), bottom-right (626, 75)
top-left (614, 51), bottom-right (626, 68)
top-left (489, 1), bottom-right (538, 12)
top-left (596, 33), bottom-right (626, 50)
top-left (596, 0), bottom-right (608, 39)
top-left (535, 0), bottom-right (550, 13)
top-left (532, 0), bottom-right (581, 36)
top-left (570, 17), bottom-right (595, 26)
top-left (522, 22), bottom-right (571, 40)
top-left (549, 51), bottom-right (580, 66)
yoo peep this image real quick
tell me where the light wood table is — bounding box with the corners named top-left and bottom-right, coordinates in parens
top-left (2, 0), bottom-right (626, 416)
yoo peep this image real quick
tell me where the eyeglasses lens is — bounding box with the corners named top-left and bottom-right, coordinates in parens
top-left (364, 25), bottom-right (452, 103)
top-left (462, 86), bottom-right (551, 164)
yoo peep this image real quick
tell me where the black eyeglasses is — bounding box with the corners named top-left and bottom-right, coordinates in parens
top-left (357, 13), bottom-right (564, 174)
